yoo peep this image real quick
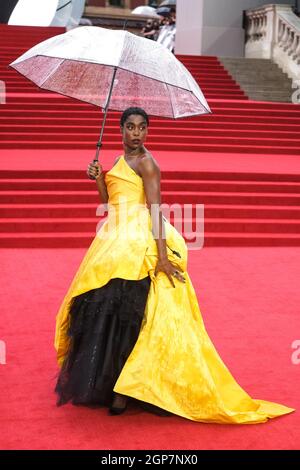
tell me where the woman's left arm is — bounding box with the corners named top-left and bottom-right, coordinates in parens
top-left (139, 155), bottom-right (185, 287)
top-left (139, 155), bottom-right (166, 257)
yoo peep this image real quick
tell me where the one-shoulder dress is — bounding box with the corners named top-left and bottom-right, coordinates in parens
top-left (54, 155), bottom-right (295, 423)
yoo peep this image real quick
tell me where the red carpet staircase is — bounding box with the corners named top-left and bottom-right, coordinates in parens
top-left (1, 25), bottom-right (300, 247)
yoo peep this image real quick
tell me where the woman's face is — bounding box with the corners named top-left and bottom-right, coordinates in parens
top-left (121, 114), bottom-right (148, 150)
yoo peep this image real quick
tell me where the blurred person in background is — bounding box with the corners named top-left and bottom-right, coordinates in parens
top-left (157, 8), bottom-right (176, 53)
top-left (141, 18), bottom-right (160, 41)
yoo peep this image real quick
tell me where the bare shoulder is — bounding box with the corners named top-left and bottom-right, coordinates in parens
top-left (138, 151), bottom-right (160, 177)
top-left (113, 155), bottom-right (122, 167)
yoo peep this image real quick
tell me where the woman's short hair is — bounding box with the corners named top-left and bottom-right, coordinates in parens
top-left (120, 107), bottom-right (149, 127)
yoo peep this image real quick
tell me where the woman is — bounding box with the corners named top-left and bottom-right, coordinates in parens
top-left (54, 107), bottom-right (295, 423)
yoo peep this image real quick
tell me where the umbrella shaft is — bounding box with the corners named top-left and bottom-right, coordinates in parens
top-left (94, 66), bottom-right (117, 163)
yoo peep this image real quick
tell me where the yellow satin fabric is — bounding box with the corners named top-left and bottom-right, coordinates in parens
top-left (54, 155), bottom-right (295, 423)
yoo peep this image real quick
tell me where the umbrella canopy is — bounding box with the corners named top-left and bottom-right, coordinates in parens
top-left (160, 0), bottom-right (176, 7)
top-left (131, 6), bottom-right (159, 17)
top-left (9, 25), bottom-right (210, 119)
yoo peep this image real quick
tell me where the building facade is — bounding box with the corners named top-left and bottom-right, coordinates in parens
top-left (84, 0), bottom-right (163, 32)
top-left (86, 1), bottom-right (160, 14)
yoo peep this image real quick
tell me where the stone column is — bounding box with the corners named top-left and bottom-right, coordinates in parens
top-left (175, 0), bottom-right (203, 55)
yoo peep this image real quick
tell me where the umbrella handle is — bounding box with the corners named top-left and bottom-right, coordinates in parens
top-left (86, 144), bottom-right (102, 180)
top-left (93, 142), bottom-right (102, 163)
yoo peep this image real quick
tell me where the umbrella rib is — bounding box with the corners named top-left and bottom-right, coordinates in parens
top-left (39, 57), bottom-right (66, 88)
top-left (166, 82), bottom-right (176, 119)
top-left (195, 98), bottom-right (212, 115)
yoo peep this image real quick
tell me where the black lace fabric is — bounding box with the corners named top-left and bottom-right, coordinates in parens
top-left (55, 276), bottom-right (151, 407)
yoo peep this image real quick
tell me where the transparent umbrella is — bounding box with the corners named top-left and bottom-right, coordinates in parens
top-left (9, 25), bottom-right (211, 172)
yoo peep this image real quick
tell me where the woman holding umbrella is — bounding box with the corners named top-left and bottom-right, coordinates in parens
top-left (55, 106), bottom-right (186, 414)
top-left (54, 106), bottom-right (295, 423)
top-left (10, 23), bottom-right (293, 422)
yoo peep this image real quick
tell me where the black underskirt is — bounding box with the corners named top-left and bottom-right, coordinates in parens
top-left (55, 276), bottom-right (151, 407)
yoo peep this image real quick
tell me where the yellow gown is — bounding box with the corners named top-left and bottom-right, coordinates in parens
top-left (54, 155), bottom-right (295, 424)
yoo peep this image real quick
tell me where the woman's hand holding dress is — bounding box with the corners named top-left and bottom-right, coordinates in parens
top-left (154, 257), bottom-right (186, 288)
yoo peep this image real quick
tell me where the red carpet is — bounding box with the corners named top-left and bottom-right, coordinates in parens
top-left (0, 247), bottom-right (299, 449)
top-left (0, 25), bottom-right (299, 449)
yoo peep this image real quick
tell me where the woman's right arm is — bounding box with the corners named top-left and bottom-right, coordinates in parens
top-left (87, 161), bottom-right (109, 204)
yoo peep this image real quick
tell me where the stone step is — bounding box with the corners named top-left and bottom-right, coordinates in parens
top-left (245, 84), bottom-right (293, 91)
top-left (234, 78), bottom-right (292, 84)
top-left (220, 58), bottom-right (275, 63)
top-left (221, 61), bottom-right (286, 68)
top-left (224, 68), bottom-right (292, 75)
top-left (219, 57), bottom-right (293, 102)
top-left (248, 91), bottom-right (292, 96)
top-left (247, 93), bottom-right (292, 102)
top-left (224, 72), bottom-right (290, 78)
top-left (240, 83), bottom-right (293, 91)
top-left (246, 93), bottom-right (292, 99)
top-left (220, 66), bottom-right (291, 75)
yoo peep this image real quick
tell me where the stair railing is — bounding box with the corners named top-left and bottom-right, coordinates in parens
top-left (245, 3), bottom-right (300, 97)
